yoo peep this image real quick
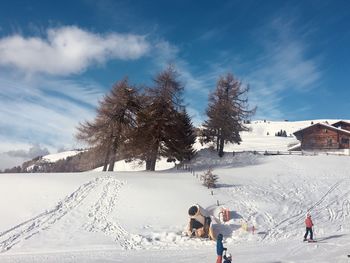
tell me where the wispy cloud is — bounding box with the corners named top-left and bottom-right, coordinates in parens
top-left (151, 40), bottom-right (225, 123)
top-left (0, 70), bottom-right (103, 153)
top-left (0, 26), bottom-right (150, 75)
top-left (245, 17), bottom-right (322, 120)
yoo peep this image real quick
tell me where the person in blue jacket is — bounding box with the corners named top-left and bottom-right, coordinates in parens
top-left (216, 233), bottom-right (227, 263)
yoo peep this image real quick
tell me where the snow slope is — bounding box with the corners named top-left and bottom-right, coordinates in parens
top-left (193, 119), bottom-right (350, 153)
top-left (1, 150), bottom-right (350, 262)
top-left (42, 150), bottom-right (84, 163)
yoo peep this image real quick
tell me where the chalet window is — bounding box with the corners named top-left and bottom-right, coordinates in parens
top-left (323, 129), bottom-right (328, 133)
top-left (341, 138), bottom-right (350, 144)
top-left (327, 138), bottom-right (332, 146)
top-left (310, 139), bottom-right (316, 146)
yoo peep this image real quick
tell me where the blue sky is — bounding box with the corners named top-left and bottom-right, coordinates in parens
top-left (0, 0), bottom-right (350, 167)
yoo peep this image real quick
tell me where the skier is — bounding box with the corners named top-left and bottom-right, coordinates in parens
top-left (223, 252), bottom-right (232, 263)
top-left (303, 212), bottom-right (314, 241)
top-left (216, 233), bottom-right (227, 263)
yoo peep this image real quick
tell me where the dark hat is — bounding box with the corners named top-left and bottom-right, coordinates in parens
top-left (188, 205), bottom-right (198, 216)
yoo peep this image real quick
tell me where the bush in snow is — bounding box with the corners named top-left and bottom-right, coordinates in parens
top-left (202, 168), bottom-right (219, 188)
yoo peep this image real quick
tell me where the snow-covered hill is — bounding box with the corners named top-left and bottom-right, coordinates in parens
top-left (23, 149), bottom-right (85, 172)
top-left (225, 119), bottom-right (347, 152)
top-left (42, 150), bottom-right (84, 163)
top-left (11, 119), bottom-right (349, 173)
top-left (1, 148), bottom-right (350, 262)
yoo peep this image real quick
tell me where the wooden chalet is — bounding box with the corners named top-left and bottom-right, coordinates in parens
top-left (293, 121), bottom-right (350, 150)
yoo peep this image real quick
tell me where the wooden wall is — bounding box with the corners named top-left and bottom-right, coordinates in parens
top-left (339, 135), bottom-right (350, 148)
top-left (301, 125), bottom-right (340, 150)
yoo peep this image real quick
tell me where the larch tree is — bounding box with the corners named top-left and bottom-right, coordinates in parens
top-left (76, 78), bottom-right (141, 171)
top-left (132, 66), bottom-right (186, 171)
top-left (163, 109), bottom-right (196, 162)
top-left (76, 113), bottom-right (112, 171)
top-left (202, 73), bottom-right (256, 157)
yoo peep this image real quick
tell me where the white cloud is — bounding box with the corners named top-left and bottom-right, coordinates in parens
top-left (0, 140), bottom-right (44, 170)
top-left (0, 153), bottom-right (26, 170)
top-left (0, 26), bottom-right (150, 75)
top-left (6, 144), bottom-right (49, 158)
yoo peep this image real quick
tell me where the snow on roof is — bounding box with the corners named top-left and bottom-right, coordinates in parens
top-left (331, 120), bottom-right (350, 126)
top-left (293, 122), bottom-right (350, 136)
top-left (288, 143), bottom-right (301, 151)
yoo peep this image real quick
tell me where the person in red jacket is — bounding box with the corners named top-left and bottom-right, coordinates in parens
top-left (303, 213), bottom-right (314, 241)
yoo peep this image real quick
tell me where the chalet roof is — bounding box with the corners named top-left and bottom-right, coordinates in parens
top-left (293, 122), bottom-right (350, 137)
top-left (331, 120), bottom-right (350, 127)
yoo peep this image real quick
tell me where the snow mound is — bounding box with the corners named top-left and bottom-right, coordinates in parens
top-left (94, 157), bottom-right (175, 172)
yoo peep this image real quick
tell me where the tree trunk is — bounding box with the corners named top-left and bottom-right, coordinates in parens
top-left (216, 129), bottom-right (220, 152)
top-left (108, 139), bottom-right (118, 171)
top-left (148, 142), bottom-right (159, 171)
top-left (145, 159), bottom-right (152, 171)
top-left (149, 157), bottom-right (157, 171)
top-left (102, 146), bottom-right (110, 171)
top-left (218, 136), bottom-right (225, 157)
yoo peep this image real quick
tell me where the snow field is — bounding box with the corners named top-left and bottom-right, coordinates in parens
top-left (1, 149), bottom-right (350, 261)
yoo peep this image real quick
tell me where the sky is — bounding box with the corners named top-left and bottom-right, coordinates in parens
top-left (0, 0), bottom-right (350, 169)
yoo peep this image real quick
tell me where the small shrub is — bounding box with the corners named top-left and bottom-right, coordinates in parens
top-left (202, 168), bottom-right (219, 188)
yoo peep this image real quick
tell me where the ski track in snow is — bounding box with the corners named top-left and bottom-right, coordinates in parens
top-left (84, 177), bottom-right (141, 250)
top-left (220, 158), bottom-right (350, 245)
top-left (0, 174), bottom-right (212, 253)
top-left (0, 177), bottom-right (103, 253)
top-left (0, 175), bottom-right (145, 252)
top-left (1, 154), bottom-right (350, 259)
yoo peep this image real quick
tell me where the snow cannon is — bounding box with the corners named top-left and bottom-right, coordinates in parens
top-left (187, 204), bottom-right (214, 239)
